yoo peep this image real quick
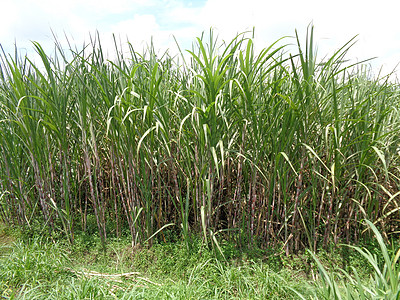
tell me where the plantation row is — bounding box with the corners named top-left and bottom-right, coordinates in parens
top-left (0, 28), bottom-right (399, 252)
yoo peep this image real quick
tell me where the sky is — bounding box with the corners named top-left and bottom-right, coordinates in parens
top-left (1, 0), bottom-right (399, 79)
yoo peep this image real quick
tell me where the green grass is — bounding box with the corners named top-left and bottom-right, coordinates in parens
top-left (294, 220), bottom-right (400, 299)
top-left (1, 221), bottom-right (398, 299)
top-left (0, 226), bottom-right (311, 299)
top-left (2, 220), bottom-right (399, 299)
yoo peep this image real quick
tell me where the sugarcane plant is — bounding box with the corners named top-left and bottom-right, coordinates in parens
top-left (0, 26), bottom-right (399, 253)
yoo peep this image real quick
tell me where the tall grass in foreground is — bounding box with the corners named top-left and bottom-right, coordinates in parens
top-left (0, 27), bottom-right (399, 252)
top-left (294, 220), bottom-right (400, 299)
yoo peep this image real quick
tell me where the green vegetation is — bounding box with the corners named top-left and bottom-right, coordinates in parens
top-left (0, 225), bottom-right (309, 299)
top-left (0, 26), bottom-right (400, 298)
top-left (1, 220), bottom-right (400, 299)
top-left (294, 220), bottom-right (400, 299)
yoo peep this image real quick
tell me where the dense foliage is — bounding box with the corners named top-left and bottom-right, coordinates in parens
top-left (0, 27), bottom-right (399, 253)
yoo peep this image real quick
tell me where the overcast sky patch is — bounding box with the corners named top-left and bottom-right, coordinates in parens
top-left (1, 0), bottom-right (399, 79)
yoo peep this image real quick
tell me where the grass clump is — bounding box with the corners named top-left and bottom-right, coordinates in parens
top-left (0, 229), bottom-right (309, 299)
top-left (293, 220), bottom-right (400, 299)
top-left (0, 237), bottom-right (70, 298)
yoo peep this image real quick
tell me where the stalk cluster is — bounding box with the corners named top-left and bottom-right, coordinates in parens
top-left (0, 27), bottom-right (399, 252)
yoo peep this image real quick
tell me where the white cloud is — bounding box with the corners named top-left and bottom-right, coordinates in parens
top-left (192, 0), bottom-right (400, 77)
top-left (0, 0), bottom-right (399, 77)
top-left (109, 15), bottom-right (161, 43)
top-left (74, 0), bottom-right (155, 15)
top-left (99, 14), bottom-right (164, 57)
